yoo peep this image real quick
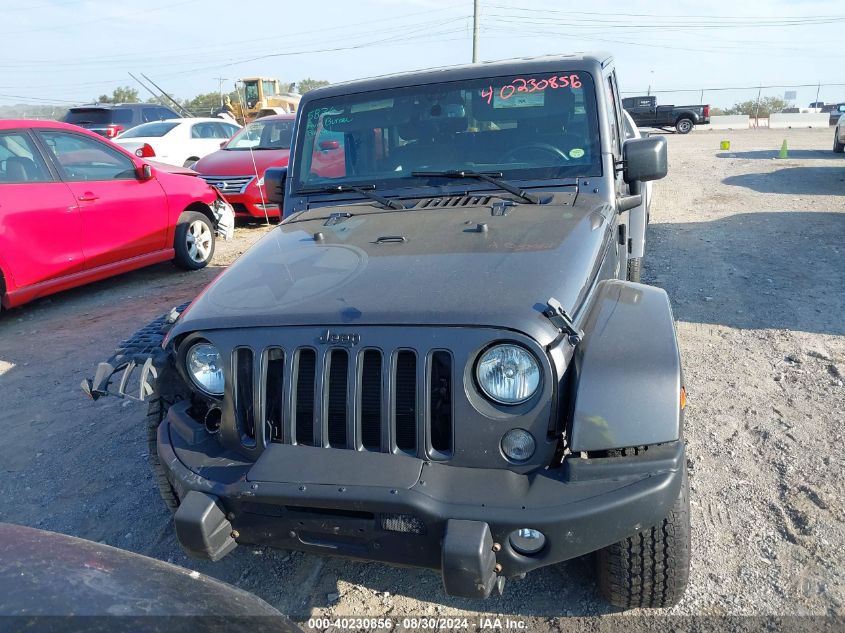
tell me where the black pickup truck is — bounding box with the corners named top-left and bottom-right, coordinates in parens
top-left (622, 95), bottom-right (710, 134)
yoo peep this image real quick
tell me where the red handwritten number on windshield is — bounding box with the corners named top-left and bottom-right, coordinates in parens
top-left (480, 74), bottom-right (582, 104)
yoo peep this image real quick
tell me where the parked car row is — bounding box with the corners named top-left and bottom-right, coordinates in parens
top-left (0, 120), bottom-right (234, 311)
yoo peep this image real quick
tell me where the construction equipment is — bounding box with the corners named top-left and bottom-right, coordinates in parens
top-left (221, 78), bottom-right (301, 125)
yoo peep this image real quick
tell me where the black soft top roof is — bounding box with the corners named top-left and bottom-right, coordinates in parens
top-left (302, 52), bottom-right (613, 102)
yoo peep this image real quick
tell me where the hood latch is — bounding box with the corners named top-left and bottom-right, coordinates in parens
top-left (544, 297), bottom-right (583, 345)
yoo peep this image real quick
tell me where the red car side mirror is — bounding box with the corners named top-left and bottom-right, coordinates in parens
top-left (136, 164), bottom-right (153, 181)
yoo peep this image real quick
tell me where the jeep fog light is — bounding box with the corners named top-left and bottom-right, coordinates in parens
top-left (501, 429), bottom-right (535, 462)
top-left (186, 342), bottom-right (225, 396)
top-left (476, 344), bottom-right (540, 404)
top-left (509, 528), bottom-right (546, 555)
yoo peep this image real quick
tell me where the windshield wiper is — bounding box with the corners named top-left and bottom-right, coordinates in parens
top-left (411, 170), bottom-right (539, 204)
top-left (298, 184), bottom-right (404, 210)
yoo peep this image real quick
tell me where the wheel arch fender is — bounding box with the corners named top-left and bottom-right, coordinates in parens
top-left (567, 279), bottom-right (683, 452)
top-left (183, 201), bottom-right (215, 224)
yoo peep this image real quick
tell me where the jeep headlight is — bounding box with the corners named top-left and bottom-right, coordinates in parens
top-left (186, 342), bottom-right (224, 396)
top-left (476, 344), bottom-right (540, 404)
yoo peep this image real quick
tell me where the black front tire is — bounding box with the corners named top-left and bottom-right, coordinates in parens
top-left (595, 465), bottom-right (691, 609)
top-left (627, 257), bottom-right (642, 283)
top-left (146, 398), bottom-right (180, 512)
top-left (675, 118), bottom-right (694, 134)
top-left (173, 211), bottom-right (215, 270)
top-left (834, 136), bottom-right (844, 153)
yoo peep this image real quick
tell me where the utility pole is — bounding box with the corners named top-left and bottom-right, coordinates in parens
top-left (215, 76), bottom-right (228, 107)
top-left (472, 0), bottom-right (480, 63)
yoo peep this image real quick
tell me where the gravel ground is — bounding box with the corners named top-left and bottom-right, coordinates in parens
top-left (1, 128), bottom-right (843, 630)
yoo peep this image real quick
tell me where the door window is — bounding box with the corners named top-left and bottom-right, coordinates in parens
top-left (605, 75), bottom-right (622, 156)
top-left (191, 123), bottom-right (219, 139)
top-left (39, 131), bottom-right (137, 181)
top-left (0, 132), bottom-right (53, 183)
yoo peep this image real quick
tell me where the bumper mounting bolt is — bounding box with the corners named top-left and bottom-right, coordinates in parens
top-left (251, 483), bottom-right (258, 490)
top-left (492, 543), bottom-right (501, 552)
top-left (299, 485), bottom-right (306, 491)
top-left (289, 531), bottom-right (297, 538)
top-left (230, 530), bottom-right (239, 539)
top-left (338, 487), bottom-right (346, 492)
top-left (494, 564), bottom-right (503, 573)
top-left (390, 489), bottom-right (398, 495)
top-left (227, 512), bottom-right (235, 520)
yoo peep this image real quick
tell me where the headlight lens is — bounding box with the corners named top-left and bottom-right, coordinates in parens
top-left (186, 342), bottom-right (224, 395)
top-left (476, 344), bottom-right (540, 404)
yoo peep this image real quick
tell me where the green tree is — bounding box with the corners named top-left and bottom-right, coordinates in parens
top-left (723, 97), bottom-right (789, 118)
top-left (297, 78), bottom-right (330, 94)
top-left (94, 86), bottom-right (140, 104)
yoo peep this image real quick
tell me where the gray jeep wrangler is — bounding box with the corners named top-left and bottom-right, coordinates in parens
top-left (85, 53), bottom-right (689, 609)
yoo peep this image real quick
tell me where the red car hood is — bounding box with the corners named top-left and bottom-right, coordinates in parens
top-left (193, 148), bottom-right (290, 176)
top-left (149, 160), bottom-right (197, 177)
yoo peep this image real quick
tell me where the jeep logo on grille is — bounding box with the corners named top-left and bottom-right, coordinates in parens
top-left (318, 329), bottom-right (360, 346)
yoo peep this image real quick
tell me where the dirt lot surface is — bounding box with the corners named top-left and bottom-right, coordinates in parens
top-left (1, 128), bottom-right (843, 629)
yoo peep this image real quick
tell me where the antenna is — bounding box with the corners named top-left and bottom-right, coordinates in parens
top-left (140, 73), bottom-right (196, 117)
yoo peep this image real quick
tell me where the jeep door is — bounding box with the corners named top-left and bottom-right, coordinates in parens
top-left (36, 129), bottom-right (170, 270)
top-left (0, 129), bottom-right (84, 292)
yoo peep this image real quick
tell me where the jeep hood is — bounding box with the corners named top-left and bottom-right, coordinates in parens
top-left (172, 195), bottom-right (617, 345)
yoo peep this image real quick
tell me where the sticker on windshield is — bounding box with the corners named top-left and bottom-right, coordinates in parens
top-left (351, 99), bottom-right (394, 113)
top-left (492, 92), bottom-right (544, 109)
top-left (569, 148), bottom-right (585, 159)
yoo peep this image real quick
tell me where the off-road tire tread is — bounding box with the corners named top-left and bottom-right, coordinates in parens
top-left (596, 468), bottom-right (690, 609)
top-left (146, 397), bottom-right (180, 512)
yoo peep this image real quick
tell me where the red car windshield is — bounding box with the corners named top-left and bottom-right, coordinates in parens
top-left (226, 119), bottom-right (293, 150)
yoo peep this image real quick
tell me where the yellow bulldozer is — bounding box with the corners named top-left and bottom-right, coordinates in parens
top-left (219, 77), bottom-right (301, 125)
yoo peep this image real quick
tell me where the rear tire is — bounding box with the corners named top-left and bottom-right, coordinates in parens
top-left (675, 118), bottom-right (694, 134)
top-left (627, 257), bottom-right (642, 283)
top-left (595, 465), bottom-right (691, 609)
top-left (834, 136), bottom-right (844, 153)
top-left (146, 398), bottom-right (180, 512)
top-left (173, 211), bottom-right (215, 270)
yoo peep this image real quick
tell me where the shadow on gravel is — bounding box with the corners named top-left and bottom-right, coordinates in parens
top-left (723, 167), bottom-right (845, 195)
top-left (643, 211), bottom-right (845, 335)
top-left (717, 150), bottom-right (845, 161)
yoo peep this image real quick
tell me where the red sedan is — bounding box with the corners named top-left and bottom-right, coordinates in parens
top-left (0, 120), bottom-right (234, 311)
top-left (193, 114), bottom-right (344, 219)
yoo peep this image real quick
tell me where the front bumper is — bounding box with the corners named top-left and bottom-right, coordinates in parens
top-left (220, 190), bottom-right (280, 218)
top-left (159, 402), bottom-right (684, 598)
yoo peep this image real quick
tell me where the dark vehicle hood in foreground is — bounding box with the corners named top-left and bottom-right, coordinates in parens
top-left (0, 523), bottom-right (300, 630)
top-left (173, 193), bottom-right (616, 345)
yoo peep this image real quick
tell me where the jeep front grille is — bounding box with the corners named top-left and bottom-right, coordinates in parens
top-left (231, 345), bottom-right (454, 459)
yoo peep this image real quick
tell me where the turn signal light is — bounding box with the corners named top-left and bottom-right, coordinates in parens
top-left (680, 386), bottom-right (687, 411)
top-left (135, 143), bottom-right (155, 158)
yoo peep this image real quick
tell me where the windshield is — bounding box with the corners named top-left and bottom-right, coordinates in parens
top-left (226, 119), bottom-right (294, 150)
top-left (294, 71), bottom-right (600, 193)
top-left (118, 121), bottom-right (179, 138)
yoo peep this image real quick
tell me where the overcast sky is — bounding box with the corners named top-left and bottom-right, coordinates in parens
top-left (1, 0), bottom-right (843, 109)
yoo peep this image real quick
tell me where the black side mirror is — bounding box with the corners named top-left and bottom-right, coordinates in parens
top-left (623, 136), bottom-right (667, 184)
top-left (264, 166), bottom-right (288, 205)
